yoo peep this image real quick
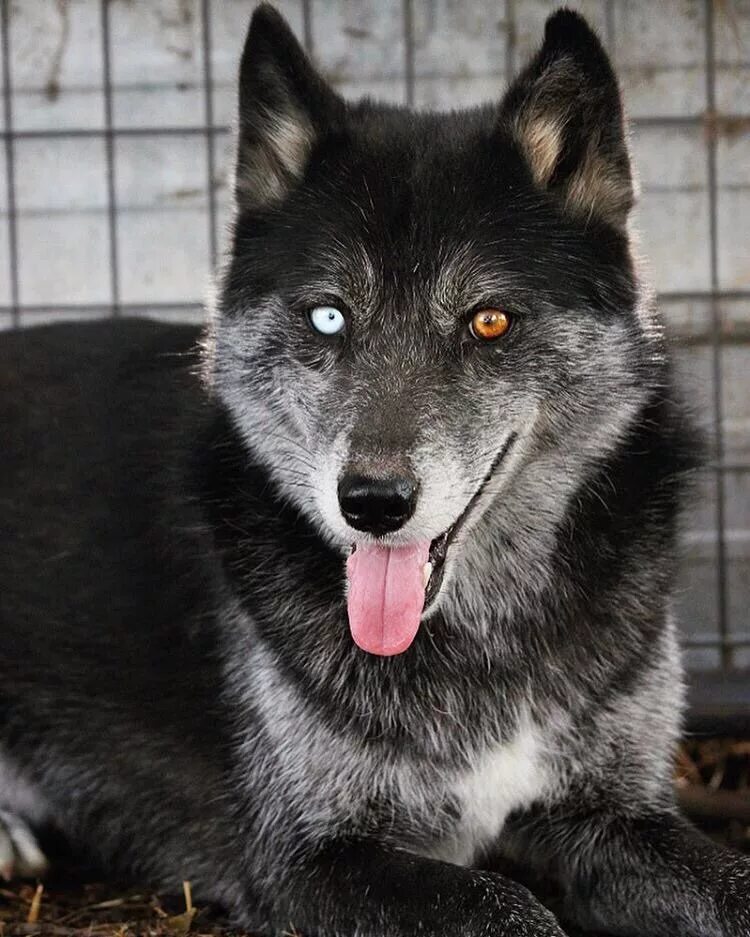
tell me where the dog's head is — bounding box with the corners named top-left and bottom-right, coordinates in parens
top-left (209, 4), bottom-right (656, 655)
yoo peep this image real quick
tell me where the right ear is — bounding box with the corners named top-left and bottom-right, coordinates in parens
top-left (235, 4), bottom-right (342, 209)
top-left (499, 10), bottom-right (633, 231)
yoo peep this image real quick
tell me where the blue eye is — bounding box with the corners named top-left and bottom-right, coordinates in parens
top-left (309, 305), bottom-right (345, 336)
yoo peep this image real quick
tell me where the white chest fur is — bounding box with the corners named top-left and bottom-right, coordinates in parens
top-left (243, 645), bottom-right (555, 868)
top-left (425, 719), bottom-right (551, 867)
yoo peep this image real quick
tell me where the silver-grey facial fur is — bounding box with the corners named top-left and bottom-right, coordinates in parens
top-left (0, 6), bottom-right (748, 937)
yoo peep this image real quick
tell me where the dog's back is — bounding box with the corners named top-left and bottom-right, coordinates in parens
top-left (1, 318), bottom-right (206, 691)
top-left (0, 320), bottom-right (243, 892)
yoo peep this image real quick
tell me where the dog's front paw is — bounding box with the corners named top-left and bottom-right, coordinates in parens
top-left (463, 874), bottom-right (568, 937)
top-left (0, 809), bottom-right (48, 881)
top-left (715, 856), bottom-right (750, 937)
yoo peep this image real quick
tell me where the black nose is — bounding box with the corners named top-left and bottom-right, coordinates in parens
top-left (338, 473), bottom-right (418, 535)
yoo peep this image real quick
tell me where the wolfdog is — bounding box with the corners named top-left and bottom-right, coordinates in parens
top-left (0, 5), bottom-right (747, 936)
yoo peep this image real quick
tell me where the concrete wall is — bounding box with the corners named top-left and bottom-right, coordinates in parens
top-left (1, 0), bottom-right (748, 669)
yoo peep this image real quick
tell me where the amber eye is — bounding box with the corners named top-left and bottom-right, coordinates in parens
top-left (469, 308), bottom-right (512, 342)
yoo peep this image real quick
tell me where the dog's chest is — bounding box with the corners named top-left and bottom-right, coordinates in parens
top-left (247, 648), bottom-right (553, 864)
top-left (417, 721), bottom-right (550, 866)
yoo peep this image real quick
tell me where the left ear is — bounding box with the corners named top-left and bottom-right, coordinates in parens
top-left (500, 9), bottom-right (633, 230)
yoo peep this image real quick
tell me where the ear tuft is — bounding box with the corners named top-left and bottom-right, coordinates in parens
top-left (501, 9), bottom-right (633, 230)
top-left (542, 9), bottom-right (608, 59)
top-left (235, 4), bottom-right (340, 209)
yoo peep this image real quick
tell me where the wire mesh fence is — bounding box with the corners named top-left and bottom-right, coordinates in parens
top-left (0, 0), bottom-right (748, 677)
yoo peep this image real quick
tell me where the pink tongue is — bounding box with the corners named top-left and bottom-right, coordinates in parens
top-left (346, 541), bottom-right (431, 656)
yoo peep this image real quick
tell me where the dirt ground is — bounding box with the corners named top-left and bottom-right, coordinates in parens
top-left (1, 739), bottom-right (748, 937)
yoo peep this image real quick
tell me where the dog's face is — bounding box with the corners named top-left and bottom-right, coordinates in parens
top-left (210, 6), bottom-right (654, 655)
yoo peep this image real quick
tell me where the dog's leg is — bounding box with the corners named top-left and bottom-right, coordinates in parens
top-left (0, 809), bottom-right (48, 881)
top-left (264, 839), bottom-right (568, 937)
top-left (507, 806), bottom-right (750, 937)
